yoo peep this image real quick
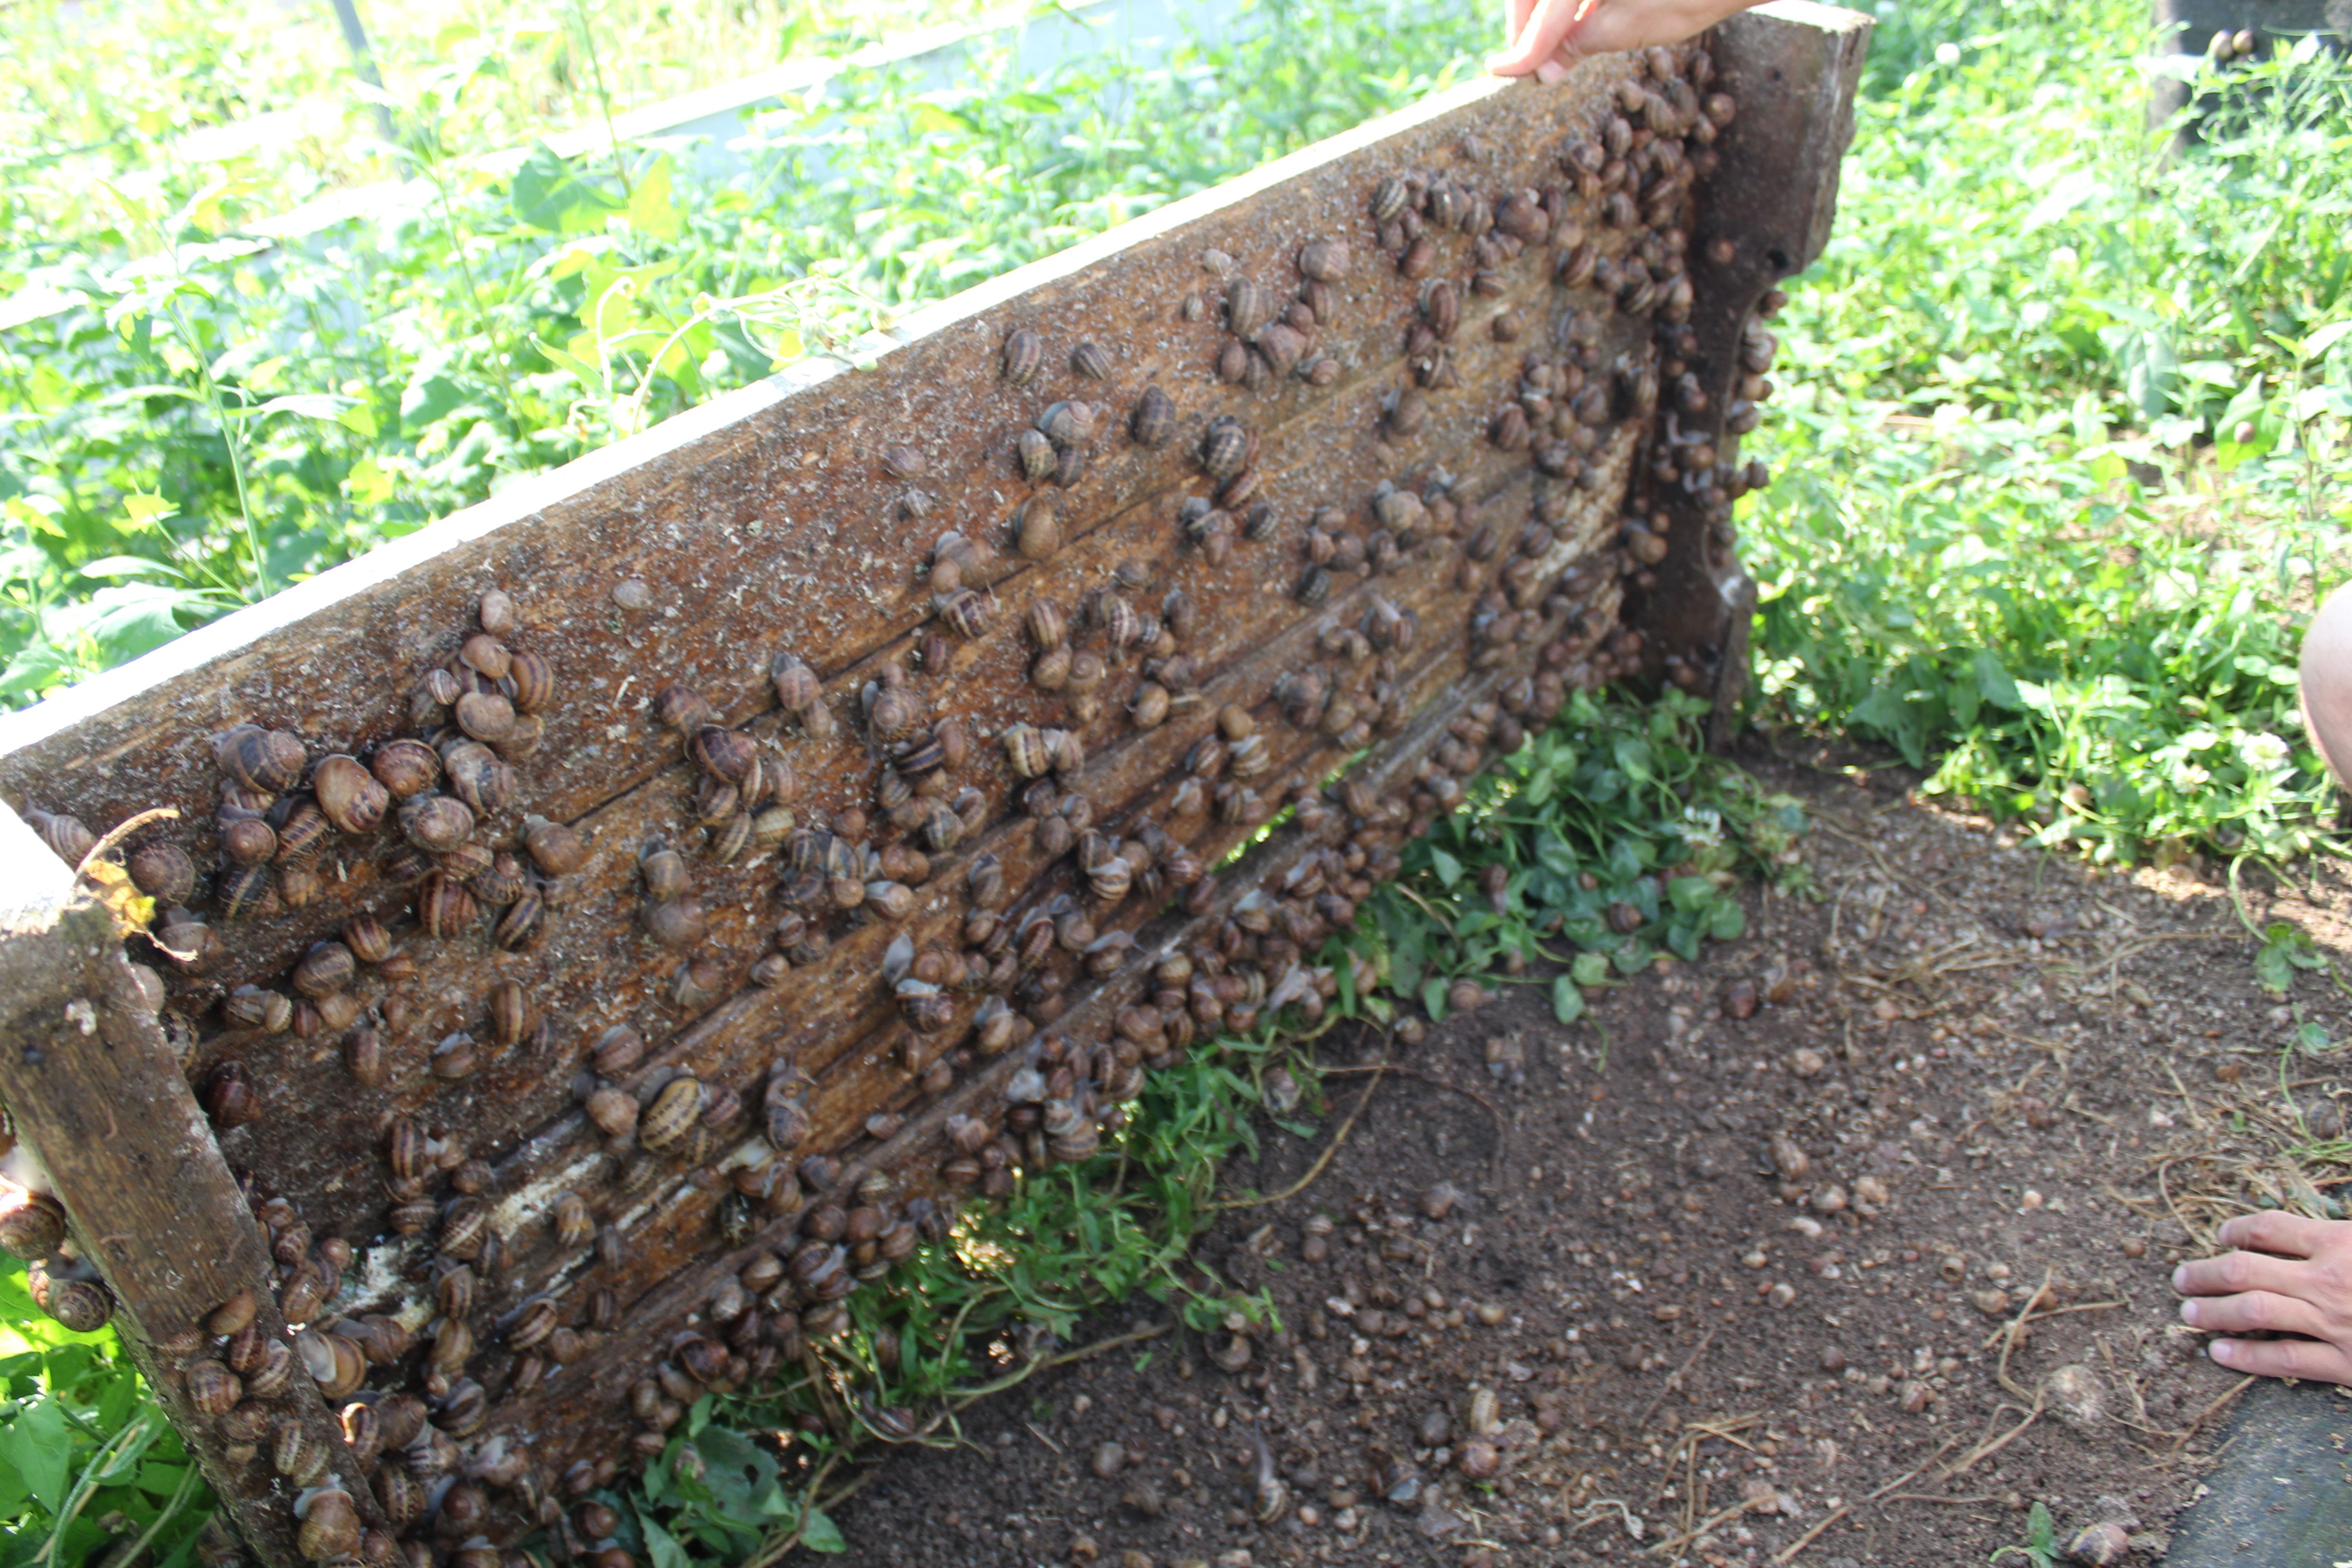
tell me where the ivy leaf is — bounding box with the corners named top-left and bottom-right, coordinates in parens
top-left (1549, 974), bottom-right (1585, 1024)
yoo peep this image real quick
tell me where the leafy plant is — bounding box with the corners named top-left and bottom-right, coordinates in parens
top-left (0, 1259), bottom-right (215, 1568)
top-left (1742, 0), bottom-right (2352, 868)
top-left (1349, 688), bottom-right (1810, 1027)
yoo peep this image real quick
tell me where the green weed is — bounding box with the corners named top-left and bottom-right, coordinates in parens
top-left (1988, 1500), bottom-right (2061, 1568)
top-left (1351, 687), bottom-right (1810, 1027)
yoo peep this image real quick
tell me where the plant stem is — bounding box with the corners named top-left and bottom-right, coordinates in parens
top-left (418, 157), bottom-right (520, 415)
top-left (568, 0), bottom-right (634, 199)
top-left (39, 1413), bottom-right (150, 1568)
top-left (161, 298), bottom-right (271, 600)
top-left (114, 1460), bottom-right (200, 1567)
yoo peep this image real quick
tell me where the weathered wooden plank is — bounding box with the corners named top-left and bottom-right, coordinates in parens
top-left (0, 10), bottom-right (1870, 1560)
top-left (1623, 0), bottom-right (1873, 741)
top-left (328, 448), bottom-right (1631, 1337)
top-left (183, 393), bottom-right (1646, 1250)
top-left (0, 814), bottom-right (385, 1563)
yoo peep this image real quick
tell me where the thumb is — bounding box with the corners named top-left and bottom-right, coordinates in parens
top-left (1489, 0), bottom-right (1597, 75)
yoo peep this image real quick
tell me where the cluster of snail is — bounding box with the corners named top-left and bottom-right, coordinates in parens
top-left (1, 1177), bottom-right (113, 1333)
top-left (0, 38), bottom-right (1798, 1561)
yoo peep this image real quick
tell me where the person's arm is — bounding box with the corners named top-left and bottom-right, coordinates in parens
top-left (1490, 0), bottom-right (1766, 81)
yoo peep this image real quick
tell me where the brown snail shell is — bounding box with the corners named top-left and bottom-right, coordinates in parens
top-left (585, 1086), bottom-right (638, 1139)
top-left (495, 885), bottom-right (545, 950)
top-left (691, 725), bottom-right (757, 784)
top-left (215, 725), bottom-right (306, 794)
top-left (1226, 276), bottom-right (1275, 339)
top-left (291, 942), bottom-right (355, 1000)
top-left (475, 586), bottom-right (520, 636)
top-left (222, 985), bottom-right (293, 1033)
top-left (1011, 495), bottom-right (1064, 564)
top-left (504, 648), bottom-right (555, 714)
top-left (2064, 1523), bottom-right (2131, 1566)
top-left (273, 1415), bottom-right (328, 1485)
top-left (1130, 385), bottom-right (1176, 447)
top-left (416, 872), bottom-right (479, 938)
top-left (1298, 238), bottom-right (1352, 281)
top-left (311, 755), bottom-right (389, 835)
top-left (202, 1061), bottom-right (261, 1129)
top-left (640, 845), bottom-right (691, 902)
top-left (656, 683), bottom-right (715, 733)
top-left (271, 800), bottom-right (331, 868)
top-left (513, 815), bottom-right (585, 877)
top-left (442, 747), bottom-right (519, 823)
top-left (488, 979), bottom-right (534, 1048)
top-left (1070, 340), bottom-right (1111, 379)
top-left (1129, 682), bottom-right (1172, 729)
top-left (185, 1357), bottom-right (241, 1416)
top-left (430, 1032), bottom-right (479, 1080)
top-left (296, 1488), bottom-right (361, 1562)
top-left (553, 1191), bottom-right (594, 1249)
top-left (1199, 416), bottom-right (1248, 480)
top-left (399, 793), bottom-right (474, 854)
top-left (454, 689), bottom-right (516, 743)
top-left (0, 1191), bottom-right (65, 1260)
top-left (26, 810), bottom-right (95, 868)
top-left (592, 1025), bottom-right (646, 1076)
top-left (1002, 724), bottom-right (1052, 779)
top-left (1002, 327), bottom-right (1043, 386)
top-left (770, 653), bottom-right (821, 714)
top-left (640, 1076), bottom-right (705, 1155)
top-left (127, 842), bottom-right (197, 905)
top-left (936, 589), bottom-right (989, 640)
top-left (341, 1027), bottom-right (383, 1085)
top-left (42, 1276), bottom-right (112, 1333)
top-left (219, 817), bottom-right (278, 868)
top-left (1014, 427), bottom-right (1055, 482)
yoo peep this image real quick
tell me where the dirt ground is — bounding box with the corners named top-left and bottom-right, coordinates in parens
top-left (818, 743), bottom-right (2352, 1567)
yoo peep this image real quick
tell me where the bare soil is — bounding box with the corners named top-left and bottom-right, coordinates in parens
top-left (817, 745), bottom-right (2352, 1567)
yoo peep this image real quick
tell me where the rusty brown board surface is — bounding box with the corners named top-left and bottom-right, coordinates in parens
top-left (0, 6), bottom-right (1868, 1562)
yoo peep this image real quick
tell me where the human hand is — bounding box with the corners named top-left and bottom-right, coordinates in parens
top-left (2173, 1210), bottom-right (2352, 1383)
top-left (1490, 0), bottom-right (1766, 82)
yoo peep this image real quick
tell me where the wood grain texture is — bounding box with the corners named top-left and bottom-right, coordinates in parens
top-left (0, 9), bottom-right (1870, 1558)
top-left (0, 810), bottom-right (381, 1563)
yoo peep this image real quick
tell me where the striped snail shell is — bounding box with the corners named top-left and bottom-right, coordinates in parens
top-left (1002, 327), bottom-right (1044, 386)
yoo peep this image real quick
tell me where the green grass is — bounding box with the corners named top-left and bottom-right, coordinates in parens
top-left (1742, 0), bottom-right (2352, 866)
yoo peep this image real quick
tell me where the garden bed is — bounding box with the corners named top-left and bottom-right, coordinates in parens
top-left (818, 745), bottom-right (2352, 1568)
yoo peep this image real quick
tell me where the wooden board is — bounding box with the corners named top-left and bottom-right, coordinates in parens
top-left (0, 8), bottom-right (1869, 1559)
